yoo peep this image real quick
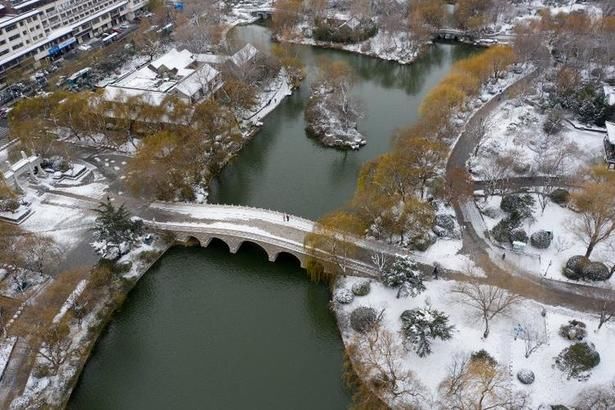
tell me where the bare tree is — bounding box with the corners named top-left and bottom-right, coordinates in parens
top-left (596, 300), bottom-right (615, 331)
top-left (70, 298), bottom-right (89, 329)
top-left (12, 270), bottom-right (30, 294)
top-left (0, 307), bottom-right (7, 338)
top-left (469, 118), bottom-right (489, 157)
top-left (371, 251), bottom-right (390, 273)
top-left (480, 151), bottom-right (516, 197)
top-left (575, 378), bottom-right (615, 410)
top-left (349, 323), bottom-right (427, 406)
top-left (19, 235), bottom-right (62, 274)
top-left (519, 320), bottom-right (547, 358)
top-left (453, 282), bottom-right (521, 338)
top-left (570, 177), bottom-right (615, 258)
top-left (439, 352), bottom-right (528, 410)
top-left (37, 322), bottom-right (71, 373)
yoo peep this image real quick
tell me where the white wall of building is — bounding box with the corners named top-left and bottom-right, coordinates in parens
top-left (0, 0), bottom-right (146, 75)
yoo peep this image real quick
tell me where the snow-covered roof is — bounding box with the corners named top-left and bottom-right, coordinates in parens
top-left (604, 85), bottom-right (615, 106)
top-left (150, 48), bottom-right (196, 76)
top-left (194, 53), bottom-right (228, 65)
top-left (174, 63), bottom-right (220, 98)
top-left (104, 48), bottom-right (221, 105)
top-left (606, 121), bottom-right (615, 145)
top-left (230, 43), bottom-right (259, 68)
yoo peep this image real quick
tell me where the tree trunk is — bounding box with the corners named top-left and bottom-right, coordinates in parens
top-left (483, 315), bottom-right (490, 339)
top-left (584, 241), bottom-right (596, 258)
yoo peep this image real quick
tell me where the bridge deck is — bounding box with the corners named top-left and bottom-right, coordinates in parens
top-left (146, 202), bottom-right (427, 278)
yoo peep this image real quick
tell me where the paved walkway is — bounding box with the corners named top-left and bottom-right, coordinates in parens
top-left (445, 69), bottom-right (615, 311)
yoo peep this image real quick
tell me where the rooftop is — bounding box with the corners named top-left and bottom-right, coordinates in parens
top-left (104, 48), bottom-right (221, 105)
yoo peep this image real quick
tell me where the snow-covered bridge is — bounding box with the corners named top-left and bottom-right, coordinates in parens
top-left (145, 202), bottom-right (394, 278)
top-left (433, 28), bottom-right (476, 42)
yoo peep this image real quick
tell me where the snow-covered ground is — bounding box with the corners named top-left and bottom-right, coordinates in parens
top-left (10, 240), bottom-right (167, 409)
top-left (285, 27), bottom-right (422, 65)
top-left (239, 69), bottom-right (292, 127)
top-left (305, 85), bottom-right (366, 150)
top-left (0, 337), bottom-right (17, 379)
top-left (477, 194), bottom-right (614, 288)
top-left (336, 277), bottom-right (615, 408)
top-left (19, 193), bottom-right (96, 249)
top-left (488, 0), bottom-right (603, 37)
top-left (468, 99), bottom-right (604, 180)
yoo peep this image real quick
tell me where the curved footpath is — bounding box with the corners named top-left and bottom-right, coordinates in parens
top-left (445, 69), bottom-right (614, 312)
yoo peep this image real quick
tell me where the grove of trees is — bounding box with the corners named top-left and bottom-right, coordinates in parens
top-left (305, 45), bottom-right (518, 269)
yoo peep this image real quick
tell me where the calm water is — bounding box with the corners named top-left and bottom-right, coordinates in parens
top-left (69, 24), bottom-right (476, 409)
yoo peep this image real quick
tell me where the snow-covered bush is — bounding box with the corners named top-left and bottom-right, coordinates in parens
top-left (517, 369), bottom-right (535, 385)
top-left (491, 216), bottom-right (521, 243)
top-left (559, 320), bottom-right (587, 341)
top-left (555, 342), bottom-right (600, 379)
top-left (433, 214), bottom-right (459, 238)
top-left (410, 231), bottom-right (436, 251)
top-left (381, 256), bottom-right (425, 298)
top-left (41, 156), bottom-right (70, 172)
top-left (351, 280), bottom-right (371, 296)
top-left (509, 228), bottom-right (528, 244)
top-left (581, 262), bottom-right (611, 282)
top-left (91, 199), bottom-right (144, 260)
top-left (350, 306), bottom-right (378, 333)
top-left (313, 17), bottom-right (378, 44)
top-left (500, 194), bottom-right (535, 219)
top-left (0, 198), bottom-right (19, 213)
top-left (549, 188), bottom-right (570, 205)
top-left (334, 288), bottom-right (354, 304)
top-left (400, 306), bottom-right (454, 357)
top-left (530, 230), bottom-right (553, 249)
top-left (563, 255), bottom-right (590, 280)
top-left (563, 256), bottom-right (612, 281)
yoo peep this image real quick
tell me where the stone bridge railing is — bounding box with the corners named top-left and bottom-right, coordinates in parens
top-left (146, 218), bottom-right (382, 278)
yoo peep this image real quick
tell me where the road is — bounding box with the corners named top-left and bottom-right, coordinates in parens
top-left (444, 68), bottom-right (615, 310)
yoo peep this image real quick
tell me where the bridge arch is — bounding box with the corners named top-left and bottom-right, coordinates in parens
top-left (236, 240), bottom-right (271, 260)
top-left (206, 237), bottom-right (231, 252)
top-left (184, 236), bottom-right (202, 247)
top-left (273, 251), bottom-right (304, 269)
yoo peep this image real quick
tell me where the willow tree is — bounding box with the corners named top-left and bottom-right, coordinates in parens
top-left (571, 167), bottom-right (615, 258)
top-left (304, 210), bottom-right (366, 283)
top-left (9, 92), bottom-right (68, 156)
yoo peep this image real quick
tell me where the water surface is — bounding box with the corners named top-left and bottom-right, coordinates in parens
top-left (69, 25), bottom-right (477, 409)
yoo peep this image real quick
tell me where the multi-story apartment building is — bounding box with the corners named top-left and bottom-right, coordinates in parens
top-left (0, 0), bottom-right (147, 76)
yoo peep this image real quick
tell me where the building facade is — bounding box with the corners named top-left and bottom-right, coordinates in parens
top-left (0, 0), bottom-right (147, 76)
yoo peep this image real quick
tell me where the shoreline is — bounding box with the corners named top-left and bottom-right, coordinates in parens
top-left (57, 242), bottom-right (171, 409)
top-left (9, 22), bottom-right (495, 408)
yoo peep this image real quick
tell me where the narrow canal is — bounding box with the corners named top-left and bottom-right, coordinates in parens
top-left (69, 24), bottom-right (476, 409)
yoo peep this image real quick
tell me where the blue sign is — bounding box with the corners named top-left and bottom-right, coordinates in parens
top-left (48, 38), bottom-right (76, 57)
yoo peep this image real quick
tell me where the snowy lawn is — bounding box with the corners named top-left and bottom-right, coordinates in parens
top-left (336, 277), bottom-right (615, 408)
top-left (20, 194), bottom-right (96, 249)
top-left (477, 194), bottom-right (614, 288)
top-left (468, 99), bottom-right (604, 180)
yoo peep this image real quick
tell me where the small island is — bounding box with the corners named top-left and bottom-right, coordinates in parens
top-left (304, 59), bottom-right (366, 150)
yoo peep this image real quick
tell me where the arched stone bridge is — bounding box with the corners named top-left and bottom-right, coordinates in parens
top-left (433, 28), bottom-right (476, 43)
top-left (144, 202), bottom-right (399, 278)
